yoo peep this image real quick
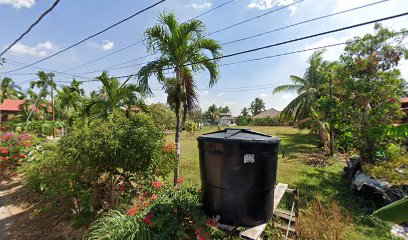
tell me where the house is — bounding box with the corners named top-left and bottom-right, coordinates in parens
top-left (253, 108), bottom-right (280, 119)
top-left (0, 99), bottom-right (26, 121)
top-left (203, 112), bottom-right (237, 126)
top-left (0, 99), bottom-right (51, 121)
top-left (218, 113), bottom-right (237, 126)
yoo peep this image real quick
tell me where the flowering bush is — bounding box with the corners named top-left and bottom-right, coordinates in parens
top-left (86, 179), bottom-right (234, 240)
top-left (22, 111), bottom-right (177, 226)
top-left (0, 129), bottom-right (32, 170)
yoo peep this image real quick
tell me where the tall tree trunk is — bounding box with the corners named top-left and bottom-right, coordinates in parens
top-left (51, 87), bottom-right (55, 121)
top-left (174, 101), bottom-right (181, 186)
top-left (181, 102), bottom-right (188, 131)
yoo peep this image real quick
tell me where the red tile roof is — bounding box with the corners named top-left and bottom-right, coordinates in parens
top-left (0, 99), bottom-right (26, 112)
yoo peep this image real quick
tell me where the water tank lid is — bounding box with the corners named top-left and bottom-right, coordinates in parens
top-left (197, 128), bottom-right (280, 143)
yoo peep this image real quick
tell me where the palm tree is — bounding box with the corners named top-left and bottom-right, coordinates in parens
top-left (273, 50), bottom-right (330, 151)
top-left (273, 50), bottom-right (328, 121)
top-left (30, 71), bottom-right (57, 121)
top-left (249, 97), bottom-right (266, 116)
top-left (84, 71), bottom-right (145, 119)
top-left (56, 86), bottom-right (82, 119)
top-left (206, 104), bottom-right (220, 125)
top-left (137, 11), bottom-right (222, 185)
top-left (1, 77), bottom-right (25, 102)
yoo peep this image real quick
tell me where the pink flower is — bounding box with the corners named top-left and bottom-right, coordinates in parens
top-left (150, 194), bottom-right (157, 201)
top-left (1, 148), bottom-right (9, 154)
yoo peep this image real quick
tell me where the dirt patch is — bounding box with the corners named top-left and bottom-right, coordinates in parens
top-left (0, 174), bottom-right (86, 240)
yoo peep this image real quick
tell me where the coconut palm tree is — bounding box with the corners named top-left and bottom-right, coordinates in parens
top-left (137, 11), bottom-right (222, 185)
top-left (273, 50), bottom-right (328, 121)
top-left (1, 77), bottom-right (25, 102)
top-left (206, 104), bottom-right (220, 125)
top-left (273, 50), bottom-right (331, 151)
top-left (30, 71), bottom-right (57, 121)
top-left (84, 71), bottom-right (146, 119)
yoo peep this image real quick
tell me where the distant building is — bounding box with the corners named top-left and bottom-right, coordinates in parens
top-left (252, 108), bottom-right (280, 119)
top-left (0, 99), bottom-right (51, 121)
top-left (217, 113), bottom-right (237, 126)
top-left (0, 99), bottom-right (26, 121)
top-left (204, 112), bottom-right (237, 126)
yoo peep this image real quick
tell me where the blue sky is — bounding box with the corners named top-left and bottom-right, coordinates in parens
top-left (1, 0), bottom-right (407, 115)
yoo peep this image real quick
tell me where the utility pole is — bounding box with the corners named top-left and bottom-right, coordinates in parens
top-left (329, 73), bottom-right (334, 156)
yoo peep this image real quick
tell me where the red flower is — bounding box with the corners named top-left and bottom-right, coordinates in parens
top-left (144, 202), bottom-right (149, 207)
top-left (143, 212), bottom-right (154, 225)
top-left (150, 194), bottom-right (157, 201)
top-left (1, 127), bottom-right (6, 131)
top-left (1, 148), bottom-right (9, 154)
top-left (207, 218), bottom-right (217, 227)
top-left (153, 181), bottom-right (163, 189)
top-left (177, 177), bottom-right (184, 184)
top-left (127, 207), bottom-right (139, 217)
top-left (24, 142), bottom-right (31, 147)
top-left (19, 153), bottom-right (26, 158)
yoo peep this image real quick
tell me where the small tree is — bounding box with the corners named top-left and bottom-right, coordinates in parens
top-left (336, 24), bottom-right (408, 163)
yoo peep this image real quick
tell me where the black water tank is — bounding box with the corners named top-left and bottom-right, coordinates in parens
top-left (197, 128), bottom-right (280, 227)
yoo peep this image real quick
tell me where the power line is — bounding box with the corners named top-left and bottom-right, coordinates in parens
top-left (4, 59), bottom-right (94, 80)
top-left (63, 40), bottom-right (145, 72)
top-left (112, 12), bottom-right (408, 80)
top-left (213, 12), bottom-right (408, 62)
top-left (0, 0), bottom-right (62, 57)
top-left (3, 0), bottom-right (166, 74)
top-left (67, 0), bottom-right (386, 78)
top-left (208, 0), bottom-right (304, 35)
top-left (222, 0), bottom-right (390, 45)
top-left (59, 0), bottom-right (237, 73)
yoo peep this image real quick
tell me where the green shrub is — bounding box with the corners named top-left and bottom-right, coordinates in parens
top-left (148, 103), bottom-right (176, 130)
top-left (186, 121), bottom-right (198, 132)
top-left (252, 116), bottom-right (284, 126)
top-left (23, 111), bottom-right (176, 225)
top-left (363, 144), bottom-right (408, 185)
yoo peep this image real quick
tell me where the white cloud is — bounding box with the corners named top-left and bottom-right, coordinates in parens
top-left (248, 0), bottom-right (297, 16)
top-left (8, 41), bottom-right (56, 57)
top-left (260, 93), bottom-right (268, 97)
top-left (0, 0), bottom-right (34, 8)
top-left (282, 94), bottom-right (294, 99)
top-left (101, 40), bottom-right (114, 50)
top-left (185, 0), bottom-right (212, 9)
top-left (90, 40), bottom-right (115, 51)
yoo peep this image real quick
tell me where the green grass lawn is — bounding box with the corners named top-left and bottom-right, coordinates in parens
top-left (166, 126), bottom-right (395, 240)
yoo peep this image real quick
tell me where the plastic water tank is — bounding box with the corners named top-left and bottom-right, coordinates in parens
top-left (197, 128), bottom-right (280, 227)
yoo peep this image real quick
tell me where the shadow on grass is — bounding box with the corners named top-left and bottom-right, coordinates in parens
top-left (279, 133), bottom-right (321, 156)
